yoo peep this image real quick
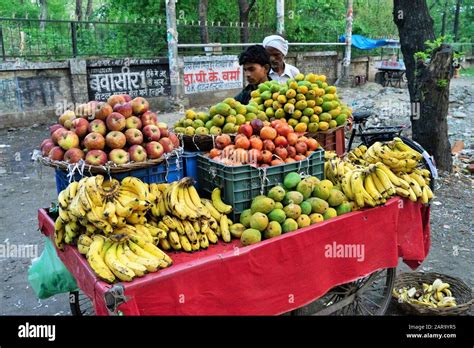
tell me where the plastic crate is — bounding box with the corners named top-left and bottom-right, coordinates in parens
top-left (313, 126), bottom-right (345, 157)
top-left (54, 155), bottom-right (183, 194)
top-left (182, 151), bottom-right (203, 190)
top-left (197, 149), bottom-right (325, 222)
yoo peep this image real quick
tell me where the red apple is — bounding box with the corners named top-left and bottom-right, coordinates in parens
top-left (129, 145), bottom-right (147, 162)
top-left (125, 116), bottom-right (142, 130)
top-left (215, 134), bottom-right (232, 149)
top-left (88, 119), bottom-right (107, 136)
top-left (58, 131), bottom-right (80, 150)
top-left (106, 112), bottom-right (126, 131)
top-left (113, 102), bottom-right (133, 118)
top-left (41, 140), bottom-right (55, 157)
top-left (85, 149), bottom-right (108, 165)
top-left (125, 128), bottom-right (144, 146)
top-left (131, 97), bottom-right (149, 115)
top-left (141, 111), bottom-right (158, 127)
top-left (71, 118), bottom-right (89, 138)
top-left (168, 132), bottom-right (180, 149)
top-left (263, 139), bottom-right (275, 152)
top-left (143, 125), bottom-right (161, 142)
top-left (48, 146), bottom-right (64, 161)
top-left (158, 137), bottom-right (174, 153)
top-left (106, 131), bottom-right (127, 149)
top-left (64, 148), bottom-right (85, 163)
top-left (145, 141), bottom-right (165, 159)
top-left (274, 135), bottom-right (288, 148)
top-left (274, 146), bottom-right (288, 160)
top-left (107, 94), bottom-right (126, 108)
top-left (58, 110), bottom-right (76, 127)
top-left (120, 94), bottom-right (132, 102)
top-left (109, 149), bottom-right (130, 165)
top-left (261, 150), bottom-right (273, 164)
top-left (51, 128), bottom-right (68, 145)
top-left (158, 126), bottom-right (169, 138)
top-left (84, 132), bottom-right (105, 150)
top-left (50, 124), bottom-right (64, 136)
top-left (93, 102), bottom-right (113, 121)
top-left (238, 124), bottom-right (253, 138)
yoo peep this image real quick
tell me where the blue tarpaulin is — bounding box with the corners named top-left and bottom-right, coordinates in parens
top-left (339, 34), bottom-right (390, 50)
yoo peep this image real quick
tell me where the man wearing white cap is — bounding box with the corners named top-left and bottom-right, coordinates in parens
top-left (262, 35), bottom-right (300, 83)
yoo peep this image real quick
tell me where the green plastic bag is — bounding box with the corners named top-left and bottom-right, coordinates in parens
top-left (28, 237), bottom-right (78, 299)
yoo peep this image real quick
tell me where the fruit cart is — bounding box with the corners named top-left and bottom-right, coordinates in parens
top-left (38, 197), bottom-right (430, 316)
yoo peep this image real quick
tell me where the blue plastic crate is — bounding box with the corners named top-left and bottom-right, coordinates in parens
top-left (54, 155), bottom-right (183, 194)
top-left (182, 151), bottom-right (203, 189)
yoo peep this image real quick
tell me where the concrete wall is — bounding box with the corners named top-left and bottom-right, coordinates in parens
top-left (0, 53), bottom-right (379, 129)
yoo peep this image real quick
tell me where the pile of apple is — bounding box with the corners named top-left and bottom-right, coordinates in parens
top-left (208, 118), bottom-right (321, 167)
top-left (40, 94), bottom-right (180, 166)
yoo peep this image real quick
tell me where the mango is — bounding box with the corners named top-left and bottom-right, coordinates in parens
top-left (300, 201), bottom-right (312, 215)
top-left (264, 221), bottom-right (282, 239)
top-left (323, 208), bottom-right (337, 220)
top-left (297, 214), bottom-right (311, 228)
top-left (240, 209), bottom-right (252, 228)
top-left (268, 209), bottom-right (286, 224)
top-left (274, 202), bottom-right (284, 210)
top-left (249, 212), bottom-right (269, 232)
top-left (267, 185), bottom-right (286, 202)
top-left (310, 213), bottom-right (324, 224)
top-left (250, 197), bottom-right (275, 214)
top-left (282, 218), bottom-right (299, 233)
top-left (327, 189), bottom-right (346, 207)
top-left (241, 229), bottom-right (262, 246)
top-left (308, 197), bottom-right (329, 214)
top-left (296, 178), bottom-right (314, 199)
top-left (229, 223), bottom-right (246, 238)
top-left (336, 201), bottom-right (352, 216)
top-left (283, 191), bottom-right (304, 205)
top-left (283, 203), bottom-right (302, 220)
top-left (283, 172), bottom-right (301, 190)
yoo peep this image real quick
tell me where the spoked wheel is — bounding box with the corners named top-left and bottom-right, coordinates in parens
top-left (292, 267), bottom-right (396, 316)
top-left (69, 290), bottom-right (95, 316)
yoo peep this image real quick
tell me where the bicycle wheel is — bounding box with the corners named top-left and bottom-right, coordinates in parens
top-left (292, 267), bottom-right (396, 316)
top-left (366, 135), bottom-right (437, 190)
top-left (69, 290), bottom-right (95, 316)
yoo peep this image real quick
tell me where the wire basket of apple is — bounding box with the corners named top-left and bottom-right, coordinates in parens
top-left (173, 97), bottom-right (269, 151)
top-left (38, 94), bottom-right (182, 174)
top-left (206, 118), bottom-right (321, 167)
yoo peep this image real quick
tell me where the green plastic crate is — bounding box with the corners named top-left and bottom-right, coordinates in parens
top-left (197, 149), bottom-right (325, 222)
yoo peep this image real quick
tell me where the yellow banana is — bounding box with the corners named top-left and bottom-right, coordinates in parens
top-left (78, 234), bottom-right (93, 247)
top-left (375, 163), bottom-right (401, 187)
top-left (121, 177), bottom-right (149, 201)
top-left (219, 215), bottom-right (231, 242)
top-left (77, 244), bottom-right (89, 255)
top-left (341, 171), bottom-right (354, 200)
top-left (374, 167), bottom-right (396, 196)
top-left (159, 238), bottom-right (171, 251)
top-left (123, 242), bottom-right (159, 272)
top-left (180, 235), bottom-right (192, 252)
top-left (168, 231), bottom-right (182, 250)
top-left (424, 185), bottom-right (434, 199)
top-left (128, 240), bottom-right (167, 268)
top-left (351, 171), bottom-right (365, 208)
top-left (116, 243), bottom-right (146, 277)
top-left (86, 235), bottom-right (116, 283)
top-left (402, 173), bottom-right (423, 198)
top-left (182, 220), bottom-right (198, 242)
top-left (408, 172), bottom-right (427, 187)
top-left (58, 190), bottom-right (69, 209)
top-left (104, 242), bottom-right (135, 282)
top-left (85, 176), bottom-right (104, 207)
top-left (54, 217), bottom-right (65, 250)
top-left (199, 233), bottom-right (209, 249)
top-left (201, 198), bottom-right (222, 221)
top-left (364, 173), bottom-right (383, 201)
top-left (211, 188), bottom-right (232, 214)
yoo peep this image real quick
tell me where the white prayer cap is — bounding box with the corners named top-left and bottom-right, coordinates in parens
top-left (262, 35), bottom-right (289, 56)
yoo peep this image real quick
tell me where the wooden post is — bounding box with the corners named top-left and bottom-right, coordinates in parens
top-left (338, 0), bottom-right (353, 86)
top-left (166, 0), bottom-right (182, 103)
top-left (276, 0), bottom-right (284, 35)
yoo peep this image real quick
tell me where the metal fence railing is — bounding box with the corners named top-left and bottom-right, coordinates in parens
top-left (0, 17), bottom-right (168, 60)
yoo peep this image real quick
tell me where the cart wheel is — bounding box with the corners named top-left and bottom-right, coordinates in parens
top-left (69, 290), bottom-right (95, 316)
top-left (292, 267), bottom-right (395, 316)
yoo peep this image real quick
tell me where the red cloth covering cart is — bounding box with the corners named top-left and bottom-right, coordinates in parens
top-left (38, 197), bottom-right (430, 315)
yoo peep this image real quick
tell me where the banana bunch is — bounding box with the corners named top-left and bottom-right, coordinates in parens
top-left (147, 180), bottom-right (234, 251)
top-left (54, 175), bottom-right (156, 249)
top-left (85, 232), bottom-right (172, 283)
top-left (393, 278), bottom-right (457, 308)
top-left (360, 139), bottom-right (422, 173)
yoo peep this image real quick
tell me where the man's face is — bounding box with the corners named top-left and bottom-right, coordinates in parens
top-left (243, 63), bottom-right (269, 85)
top-left (266, 47), bottom-right (285, 71)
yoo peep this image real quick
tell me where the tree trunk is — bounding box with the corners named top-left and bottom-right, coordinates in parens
top-left (76, 0), bottom-right (83, 21)
top-left (86, 0), bottom-right (93, 20)
top-left (238, 0), bottom-right (256, 43)
top-left (39, 0), bottom-right (47, 31)
top-left (440, 0), bottom-right (448, 36)
top-left (198, 0), bottom-right (209, 44)
top-left (393, 0), bottom-right (452, 172)
top-left (453, 0), bottom-right (461, 41)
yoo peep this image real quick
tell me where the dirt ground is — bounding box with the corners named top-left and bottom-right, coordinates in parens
top-left (0, 77), bottom-right (472, 316)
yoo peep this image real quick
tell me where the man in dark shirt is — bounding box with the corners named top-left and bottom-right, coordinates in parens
top-left (235, 45), bottom-right (271, 105)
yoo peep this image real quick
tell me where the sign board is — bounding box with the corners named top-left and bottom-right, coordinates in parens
top-left (376, 60), bottom-right (406, 71)
top-left (87, 58), bottom-right (171, 101)
top-left (183, 55), bottom-right (242, 95)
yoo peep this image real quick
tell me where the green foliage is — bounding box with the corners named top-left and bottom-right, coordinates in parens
top-left (436, 79), bottom-right (448, 88)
